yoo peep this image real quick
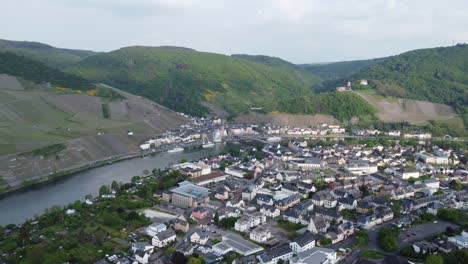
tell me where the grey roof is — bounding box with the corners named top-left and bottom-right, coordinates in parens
top-left (294, 247), bottom-right (335, 264)
top-left (170, 181), bottom-right (210, 202)
top-left (154, 229), bottom-right (175, 240)
top-left (222, 234), bottom-right (263, 256)
top-left (291, 232), bottom-right (317, 247)
top-left (258, 244), bottom-right (292, 262)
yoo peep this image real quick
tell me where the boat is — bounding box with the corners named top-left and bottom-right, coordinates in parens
top-left (202, 142), bottom-right (215, 148)
top-left (167, 147), bottom-right (184, 153)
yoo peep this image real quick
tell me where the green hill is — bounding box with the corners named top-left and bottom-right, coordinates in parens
top-left (278, 92), bottom-right (377, 121)
top-left (0, 51), bottom-right (95, 91)
top-left (300, 58), bottom-right (385, 81)
top-left (65, 46), bottom-right (321, 116)
top-left (0, 39), bottom-right (97, 68)
top-left (350, 44), bottom-right (468, 125)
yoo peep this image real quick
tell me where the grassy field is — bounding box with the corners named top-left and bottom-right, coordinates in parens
top-left (359, 250), bottom-right (387, 259)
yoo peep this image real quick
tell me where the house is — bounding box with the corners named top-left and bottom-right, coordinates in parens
top-left (257, 244), bottom-right (294, 264)
top-left (311, 190), bottom-right (328, 207)
top-left (344, 163), bottom-right (378, 175)
top-left (338, 197), bottom-right (357, 211)
top-left (174, 215), bottom-right (190, 233)
top-left (283, 209), bottom-right (303, 224)
top-left (413, 241), bottom-right (439, 254)
top-left (448, 230), bottom-right (468, 249)
top-left (218, 206), bottom-right (242, 220)
top-left (397, 168), bottom-right (420, 179)
top-left (308, 215), bottom-right (330, 234)
top-left (290, 247), bottom-right (337, 264)
top-left (275, 194), bottom-right (301, 211)
top-left (315, 207), bottom-right (343, 222)
top-left (146, 223), bottom-right (166, 237)
top-left (257, 194), bottom-right (274, 206)
top-left (132, 242), bottom-right (154, 255)
top-left (290, 232), bottom-right (317, 253)
top-left (234, 213), bottom-right (266, 232)
top-left (242, 184), bottom-right (258, 201)
top-left (324, 196), bottom-right (338, 209)
top-left (357, 215), bottom-right (382, 230)
top-left (260, 204), bottom-right (281, 218)
top-left (227, 198), bottom-right (245, 208)
top-left (152, 229), bottom-right (176, 248)
top-left (135, 249), bottom-right (151, 264)
top-left (415, 153), bottom-right (449, 165)
top-left (250, 226), bottom-right (272, 243)
top-left (191, 207), bottom-right (209, 220)
top-left (356, 201), bottom-right (375, 214)
top-left (190, 230), bottom-right (209, 245)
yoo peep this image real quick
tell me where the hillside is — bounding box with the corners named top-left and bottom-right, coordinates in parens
top-left (65, 46), bottom-right (321, 116)
top-left (278, 92), bottom-right (378, 121)
top-left (0, 51), bottom-right (95, 91)
top-left (349, 44), bottom-right (468, 124)
top-left (301, 58), bottom-right (385, 81)
top-left (0, 39), bottom-right (97, 68)
top-left (0, 74), bottom-right (188, 189)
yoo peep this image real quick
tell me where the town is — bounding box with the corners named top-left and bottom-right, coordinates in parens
top-left (0, 117), bottom-right (467, 264)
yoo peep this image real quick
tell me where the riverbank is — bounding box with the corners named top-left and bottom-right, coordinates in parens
top-left (0, 143), bottom-right (230, 225)
top-left (0, 152), bottom-right (143, 197)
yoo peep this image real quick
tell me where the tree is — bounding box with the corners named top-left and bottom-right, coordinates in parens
top-left (171, 251), bottom-right (188, 264)
top-left (320, 237), bottom-right (332, 246)
top-left (99, 185), bottom-right (110, 196)
top-left (426, 254), bottom-right (443, 264)
top-left (131, 176), bottom-right (140, 183)
top-left (111, 180), bottom-right (119, 191)
top-left (143, 169), bottom-right (150, 175)
top-left (377, 226), bottom-right (399, 252)
top-left (187, 256), bottom-right (203, 264)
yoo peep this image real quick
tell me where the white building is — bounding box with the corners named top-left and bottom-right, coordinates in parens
top-left (152, 229), bottom-right (176, 248)
top-left (290, 247), bottom-right (337, 264)
top-left (290, 232), bottom-right (317, 253)
top-left (250, 226), bottom-right (272, 243)
top-left (448, 230), bottom-right (468, 249)
top-left (415, 153), bottom-right (449, 165)
top-left (146, 223), bottom-right (167, 237)
top-left (397, 169), bottom-right (420, 180)
top-left (344, 163), bottom-right (378, 175)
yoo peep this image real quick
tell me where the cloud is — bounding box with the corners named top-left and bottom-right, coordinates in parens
top-left (1, 0), bottom-right (467, 62)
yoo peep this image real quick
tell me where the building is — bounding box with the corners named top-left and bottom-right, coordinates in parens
top-left (258, 244), bottom-right (294, 264)
top-left (190, 230), bottom-right (209, 245)
top-left (415, 153), bottom-right (449, 165)
top-left (152, 229), bottom-right (176, 248)
top-left (397, 169), bottom-right (420, 180)
top-left (260, 204), bottom-right (281, 218)
top-left (448, 230), bottom-right (468, 249)
top-left (290, 232), bottom-right (317, 253)
top-left (250, 226), bottom-right (272, 243)
top-left (290, 247), bottom-right (337, 264)
top-left (212, 234), bottom-right (263, 256)
top-left (146, 223), bottom-right (166, 237)
top-left (174, 216), bottom-right (190, 233)
top-left (165, 181), bottom-right (210, 208)
top-left (344, 163), bottom-right (378, 175)
top-left (275, 194), bottom-right (301, 211)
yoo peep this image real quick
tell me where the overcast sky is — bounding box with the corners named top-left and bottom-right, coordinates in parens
top-left (1, 0), bottom-right (467, 63)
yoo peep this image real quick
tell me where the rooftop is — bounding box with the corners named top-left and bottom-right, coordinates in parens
top-left (170, 181), bottom-right (210, 201)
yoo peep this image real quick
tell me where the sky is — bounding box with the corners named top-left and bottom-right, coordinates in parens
top-left (1, 0), bottom-right (468, 63)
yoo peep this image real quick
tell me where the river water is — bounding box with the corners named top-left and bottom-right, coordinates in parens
top-left (0, 144), bottom-right (229, 226)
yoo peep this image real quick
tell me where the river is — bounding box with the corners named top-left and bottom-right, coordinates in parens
top-left (0, 143), bottom-right (230, 226)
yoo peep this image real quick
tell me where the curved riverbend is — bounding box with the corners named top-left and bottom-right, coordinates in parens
top-left (0, 144), bottom-right (228, 226)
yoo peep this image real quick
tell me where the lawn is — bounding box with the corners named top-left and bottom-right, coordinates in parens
top-left (359, 250), bottom-right (387, 259)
